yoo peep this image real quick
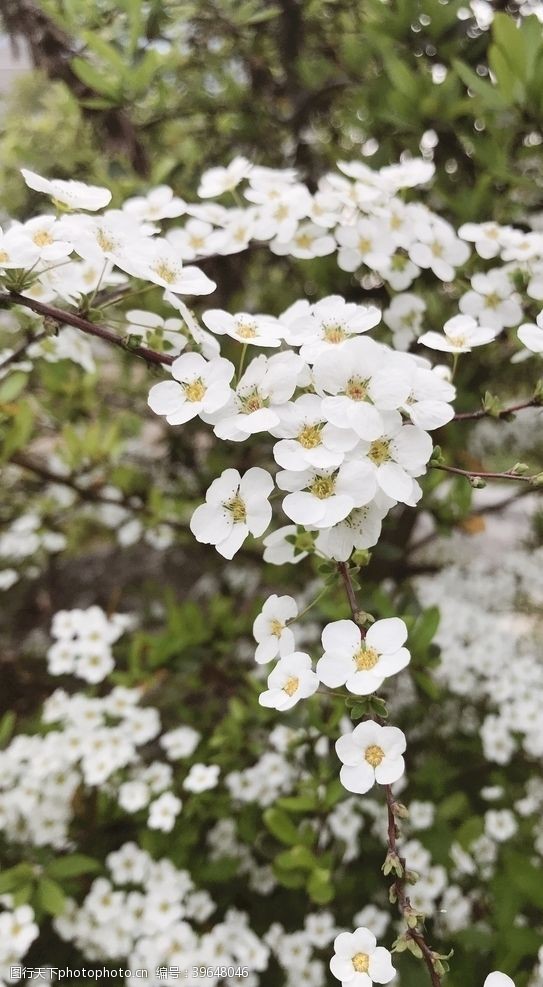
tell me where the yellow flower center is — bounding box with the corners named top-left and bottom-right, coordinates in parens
top-left (368, 439), bottom-right (391, 465)
top-left (431, 240), bottom-right (444, 257)
top-left (309, 475), bottom-right (335, 499)
top-left (274, 204), bottom-right (289, 220)
top-left (358, 237), bottom-right (372, 253)
top-left (485, 292), bottom-right (500, 310)
top-left (0, 250), bottom-right (10, 262)
top-left (225, 494), bottom-right (247, 523)
top-left (352, 953), bottom-right (370, 974)
top-left (153, 261), bottom-right (177, 284)
top-left (283, 675), bottom-right (299, 697)
top-left (447, 334), bottom-right (466, 348)
top-left (183, 378), bottom-right (206, 402)
top-left (270, 619), bottom-right (284, 638)
top-left (365, 744), bottom-right (385, 768)
top-left (96, 229), bottom-right (115, 252)
top-left (346, 376), bottom-right (368, 401)
top-left (322, 323), bottom-right (347, 344)
top-left (354, 646), bottom-right (379, 670)
top-left (33, 230), bottom-right (54, 247)
top-left (390, 213), bottom-right (402, 231)
top-left (236, 320), bottom-right (257, 339)
top-left (189, 235), bottom-right (205, 249)
top-left (240, 389), bottom-right (264, 413)
top-left (295, 233), bottom-right (313, 249)
top-left (298, 424), bottom-right (322, 449)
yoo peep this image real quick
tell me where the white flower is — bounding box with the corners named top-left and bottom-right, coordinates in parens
top-left (190, 467), bottom-right (273, 558)
top-left (271, 222), bottom-right (335, 259)
top-left (262, 525), bottom-right (309, 565)
top-left (123, 185), bottom-right (186, 221)
top-left (336, 217), bottom-right (395, 272)
top-left (400, 362), bottom-right (456, 430)
top-left (383, 292), bottom-right (426, 349)
top-left (183, 763), bottom-right (220, 792)
top-left (317, 618), bottom-right (410, 695)
top-left (202, 309), bottom-right (284, 347)
top-left (137, 240), bottom-right (216, 294)
top-left (419, 314), bottom-right (497, 353)
top-left (211, 351), bottom-right (304, 441)
top-left (125, 309), bottom-right (187, 356)
top-left (278, 460), bottom-right (377, 529)
top-left (335, 721), bottom-right (406, 794)
top-left (312, 336), bottom-right (409, 438)
top-left (286, 296), bottom-right (381, 363)
top-left (148, 792), bottom-right (182, 832)
top-left (198, 156), bottom-right (252, 198)
top-left (484, 976), bottom-right (515, 987)
top-left (357, 411), bottom-right (432, 505)
top-left (459, 272), bottom-right (522, 331)
top-left (148, 352), bottom-right (234, 425)
top-left (315, 494), bottom-right (394, 562)
top-left (484, 809), bottom-right (517, 843)
top-left (253, 594), bottom-right (298, 664)
top-left (160, 726), bottom-right (201, 760)
top-left (458, 221), bottom-right (510, 259)
top-left (518, 312), bottom-right (543, 353)
top-left (21, 168), bottom-right (112, 210)
top-left (409, 218), bottom-right (470, 281)
top-left (330, 927), bottom-right (395, 985)
top-left (0, 226), bottom-right (40, 269)
top-left (272, 394), bottom-right (359, 471)
top-left (259, 652), bottom-right (319, 711)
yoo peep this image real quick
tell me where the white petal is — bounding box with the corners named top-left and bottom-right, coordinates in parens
top-left (366, 617), bottom-right (407, 654)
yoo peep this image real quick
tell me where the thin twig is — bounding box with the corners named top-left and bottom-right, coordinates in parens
top-left (337, 561), bottom-right (443, 987)
top-left (0, 330), bottom-right (47, 370)
top-left (454, 398), bottom-right (541, 421)
top-left (0, 292), bottom-right (173, 368)
top-left (432, 463), bottom-right (536, 483)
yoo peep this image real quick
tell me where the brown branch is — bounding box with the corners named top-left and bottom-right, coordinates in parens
top-left (432, 463), bottom-right (536, 483)
top-left (10, 451), bottom-right (185, 531)
top-left (337, 561), bottom-right (443, 987)
top-left (454, 398), bottom-right (541, 421)
top-left (0, 330), bottom-right (47, 370)
top-left (0, 292), bottom-right (173, 368)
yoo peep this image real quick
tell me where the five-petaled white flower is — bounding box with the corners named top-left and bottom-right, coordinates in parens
top-left (336, 721), bottom-right (406, 794)
top-left (278, 461), bottom-right (377, 529)
top-left (317, 618), bottom-right (410, 695)
top-left (419, 314), bottom-right (497, 354)
top-left (190, 467), bottom-right (273, 558)
top-left (330, 927), bottom-right (395, 986)
top-left (259, 652), bottom-right (319, 711)
top-left (148, 353), bottom-right (234, 425)
top-left (518, 311), bottom-right (543, 354)
top-left (203, 309), bottom-right (284, 347)
top-left (21, 168), bottom-right (112, 211)
top-left (253, 594), bottom-right (298, 664)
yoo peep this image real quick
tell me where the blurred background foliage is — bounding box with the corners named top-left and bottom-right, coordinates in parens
top-left (1, 3), bottom-right (543, 986)
top-left (1, 0), bottom-right (543, 223)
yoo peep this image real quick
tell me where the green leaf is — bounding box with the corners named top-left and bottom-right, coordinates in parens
top-left (307, 867), bottom-right (334, 904)
top-left (0, 863), bottom-right (34, 894)
top-left (0, 710), bottom-right (16, 748)
top-left (71, 58), bottom-right (119, 99)
top-left (0, 371), bottom-right (28, 403)
top-left (275, 845), bottom-right (316, 871)
top-left (46, 855), bottom-right (101, 879)
top-left (263, 808), bottom-right (300, 845)
top-left (36, 877), bottom-right (67, 916)
top-left (452, 59), bottom-right (509, 110)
